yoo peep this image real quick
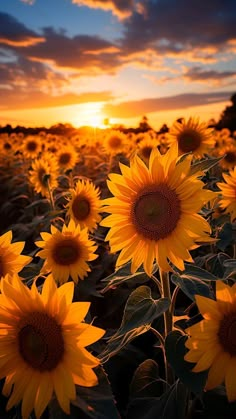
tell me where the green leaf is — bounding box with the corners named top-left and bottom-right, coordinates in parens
top-left (223, 258), bottom-right (236, 280)
top-left (180, 263), bottom-right (218, 281)
top-left (189, 155), bottom-right (223, 176)
top-left (206, 252), bottom-right (231, 278)
top-left (165, 330), bottom-right (207, 394)
top-left (100, 286), bottom-right (170, 362)
top-left (130, 359), bottom-right (164, 398)
top-left (171, 274), bottom-right (214, 301)
top-left (127, 380), bottom-right (188, 419)
top-left (100, 262), bottom-right (153, 292)
top-left (216, 222), bottom-right (233, 251)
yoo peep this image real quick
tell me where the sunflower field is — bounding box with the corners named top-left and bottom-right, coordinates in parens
top-left (0, 118), bottom-right (236, 419)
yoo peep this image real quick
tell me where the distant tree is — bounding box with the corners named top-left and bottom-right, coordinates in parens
top-left (138, 115), bottom-right (152, 132)
top-left (158, 123), bottom-right (169, 134)
top-left (217, 93), bottom-right (236, 132)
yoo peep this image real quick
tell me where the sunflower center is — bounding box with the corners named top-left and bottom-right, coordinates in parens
top-left (218, 313), bottom-right (236, 356)
top-left (108, 136), bottom-right (121, 149)
top-left (59, 153), bottom-right (71, 165)
top-left (26, 141), bottom-right (37, 152)
top-left (178, 129), bottom-right (201, 153)
top-left (131, 184), bottom-right (181, 240)
top-left (38, 168), bottom-right (48, 186)
top-left (72, 196), bottom-right (90, 221)
top-left (3, 142), bottom-right (11, 150)
top-left (225, 151), bottom-right (236, 163)
top-left (52, 238), bottom-right (80, 265)
top-left (18, 311), bottom-right (64, 371)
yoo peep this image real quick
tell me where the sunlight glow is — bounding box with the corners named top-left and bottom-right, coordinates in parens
top-left (71, 102), bottom-right (108, 128)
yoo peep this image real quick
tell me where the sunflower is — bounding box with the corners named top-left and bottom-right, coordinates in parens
top-left (103, 130), bottom-right (128, 156)
top-left (0, 230), bottom-right (31, 279)
top-left (100, 143), bottom-right (215, 275)
top-left (56, 143), bottom-right (78, 171)
top-left (28, 153), bottom-right (59, 198)
top-left (217, 166), bottom-right (236, 222)
top-left (21, 135), bottom-right (42, 160)
top-left (35, 219), bottom-right (98, 284)
top-left (65, 179), bottom-right (102, 232)
top-left (136, 137), bottom-right (160, 165)
top-left (167, 117), bottom-right (215, 158)
top-left (0, 274), bottom-right (105, 418)
top-left (184, 280), bottom-right (236, 402)
top-left (218, 143), bottom-right (236, 171)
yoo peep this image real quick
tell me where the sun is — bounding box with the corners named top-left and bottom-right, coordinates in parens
top-left (70, 102), bottom-right (107, 129)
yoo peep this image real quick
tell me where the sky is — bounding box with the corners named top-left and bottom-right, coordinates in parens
top-left (0, 0), bottom-right (236, 130)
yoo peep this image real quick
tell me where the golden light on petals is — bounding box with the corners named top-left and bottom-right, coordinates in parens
top-left (66, 180), bottom-right (102, 232)
top-left (167, 117), bottom-right (215, 158)
top-left (185, 280), bottom-right (236, 402)
top-left (217, 166), bottom-right (236, 222)
top-left (100, 142), bottom-right (215, 275)
top-left (28, 153), bottom-right (59, 198)
top-left (35, 219), bottom-right (98, 284)
top-left (0, 274), bottom-right (105, 418)
top-left (0, 230), bottom-right (32, 279)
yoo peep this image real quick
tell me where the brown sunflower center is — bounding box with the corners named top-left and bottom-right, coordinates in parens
top-left (59, 152), bottom-right (71, 165)
top-left (3, 142), bottom-right (11, 150)
top-left (52, 238), bottom-right (80, 265)
top-left (72, 196), bottom-right (90, 221)
top-left (38, 168), bottom-right (48, 186)
top-left (225, 151), bottom-right (236, 163)
top-left (218, 312), bottom-right (236, 356)
top-left (18, 311), bottom-right (64, 371)
top-left (26, 141), bottom-right (37, 152)
top-left (140, 146), bottom-right (153, 159)
top-left (108, 136), bottom-right (121, 149)
top-left (131, 184), bottom-right (181, 240)
top-left (178, 129), bottom-right (201, 153)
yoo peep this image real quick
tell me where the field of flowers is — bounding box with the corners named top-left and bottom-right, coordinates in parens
top-left (0, 118), bottom-right (236, 419)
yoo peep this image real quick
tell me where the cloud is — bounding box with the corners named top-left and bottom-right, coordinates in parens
top-left (0, 12), bottom-right (44, 47)
top-left (121, 0), bottom-right (236, 59)
top-left (102, 91), bottom-right (232, 118)
top-left (71, 0), bottom-right (135, 19)
top-left (0, 87), bottom-right (113, 110)
top-left (183, 66), bottom-right (236, 85)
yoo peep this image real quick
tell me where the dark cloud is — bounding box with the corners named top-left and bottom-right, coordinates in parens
top-left (0, 12), bottom-right (44, 46)
top-left (121, 0), bottom-right (236, 57)
top-left (102, 91), bottom-right (232, 118)
top-left (184, 66), bottom-right (236, 82)
top-left (22, 27), bottom-right (121, 73)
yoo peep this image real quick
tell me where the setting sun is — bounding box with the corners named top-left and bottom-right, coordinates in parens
top-left (68, 102), bottom-right (107, 128)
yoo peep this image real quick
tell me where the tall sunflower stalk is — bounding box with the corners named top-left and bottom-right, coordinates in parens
top-left (101, 142), bottom-right (216, 386)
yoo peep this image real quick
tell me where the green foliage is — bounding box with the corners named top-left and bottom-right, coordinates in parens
top-left (99, 286), bottom-right (170, 362)
top-left (165, 331), bottom-right (208, 394)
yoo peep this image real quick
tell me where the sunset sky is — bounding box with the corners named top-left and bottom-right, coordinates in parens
top-left (0, 0), bottom-right (236, 129)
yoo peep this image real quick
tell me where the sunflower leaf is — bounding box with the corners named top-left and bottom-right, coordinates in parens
top-left (189, 155), bottom-right (223, 176)
top-left (100, 261), bottom-right (153, 292)
top-left (171, 274), bottom-right (214, 301)
top-left (127, 380), bottom-right (188, 419)
top-left (99, 286), bottom-right (170, 362)
top-left (165, 330), bottom-right (207, 394)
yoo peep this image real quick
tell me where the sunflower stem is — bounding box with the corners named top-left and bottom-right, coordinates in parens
top-left (47, 179), bottom-right (55, 211)
top-left (159, 269), bottom-right (175, 386)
